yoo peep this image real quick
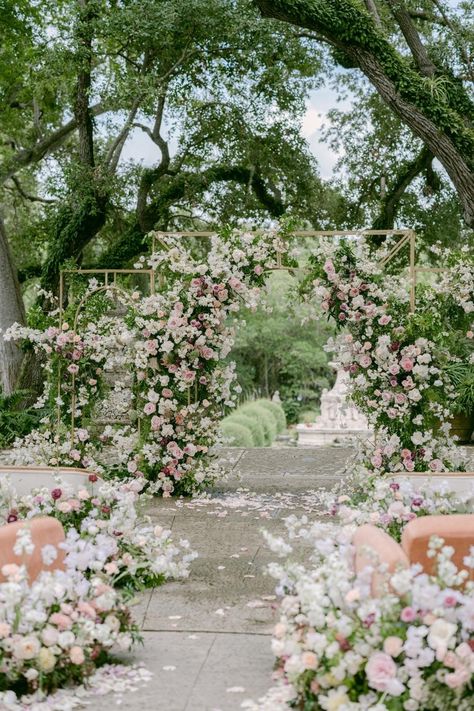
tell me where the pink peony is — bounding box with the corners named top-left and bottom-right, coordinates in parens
top-left (49, 612), bottom-right (72, 630)
top-left (366, 652), bottom-right (403, 695)
top-left (400, 356), bottom-right (414, 371)
top-left (144, 402), bottom-right (156, 415)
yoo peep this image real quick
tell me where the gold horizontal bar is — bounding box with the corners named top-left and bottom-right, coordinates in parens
top-left (153, 230), bottom-right (411, 238)
top-left (61, 269), bottom-right (154, 274)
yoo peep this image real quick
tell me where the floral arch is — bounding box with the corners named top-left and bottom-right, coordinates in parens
top-left (5, 227), bottom-right (473, 495)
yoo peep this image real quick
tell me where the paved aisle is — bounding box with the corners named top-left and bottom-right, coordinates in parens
top-left (98, 446), bottom-right (352, 711)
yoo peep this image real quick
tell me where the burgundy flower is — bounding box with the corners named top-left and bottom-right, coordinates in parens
top-left (390, 341), bottom-right (400, 352)
top-left (7, 513), bottom-right (18, 523)
top-left (88, 473), bottom-right (98, 483)
top-left (389, 482), bottom-right (400, 491)
top-left (51, 488), bottom-right (62, 500)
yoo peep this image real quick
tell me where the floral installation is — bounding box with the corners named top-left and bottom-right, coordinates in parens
top-left (302, 239), bottom-right (474, 476)
top-left (328, 474), bottom-right (474, 542)
top-left (0, 474), bottom-right (196, 596)
top-left (3, 228), bottom-right (290, 495)
top-left (0, 527), bottom-right (142, 706)
top-left (257, 516), bottom-right (474, 711)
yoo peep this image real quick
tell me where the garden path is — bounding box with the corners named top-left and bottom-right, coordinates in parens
top-left (97, 445), bottom-right (353, 711)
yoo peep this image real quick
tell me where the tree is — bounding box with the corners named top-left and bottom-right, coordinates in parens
top-left (320, 88), bottom-right (465, 243)
top-left (230, 271), bottom-right (334, 422)
top-left (0, 0), bottom-right (335, 391)
top-left (254, 0), bottom-right (474, 227)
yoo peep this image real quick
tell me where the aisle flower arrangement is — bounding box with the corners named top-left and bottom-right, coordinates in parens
top-left (0, 537), bottom-right (140, 705)
top-left (261, 516), bottom-right (474, 711)
top-left (0, 475), bottom-right (196, 596)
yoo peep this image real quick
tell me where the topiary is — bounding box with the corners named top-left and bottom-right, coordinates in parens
top-left (239, 403), bottom-right (277, 445)
top-left (225, 414), bottom-right (265, 447)
top-left (220, 420), bottom-right (253, 447)
top-left (255, 399), bottom-right (286, 433)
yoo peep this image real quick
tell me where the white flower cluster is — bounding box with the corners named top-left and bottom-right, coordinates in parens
top-left (261, 517), bottom-right (474, 711)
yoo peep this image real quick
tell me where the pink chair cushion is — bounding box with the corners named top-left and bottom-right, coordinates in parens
top-left (353, 524), bottom-right (409, 596)
top-left (0, 517), bottom-right (66, 583)
top-left (401, 514), bottom-right (474, 579)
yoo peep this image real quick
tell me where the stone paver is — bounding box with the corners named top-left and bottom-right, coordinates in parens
top-left (91, 446), bottom-right (353, 711)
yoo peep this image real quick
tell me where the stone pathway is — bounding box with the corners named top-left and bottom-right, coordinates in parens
top-left (97, 446), bottom-right (353, 711)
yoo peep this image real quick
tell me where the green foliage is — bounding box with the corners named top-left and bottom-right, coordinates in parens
top-left (445, 362), bottom-right (474, 415)
top-left (224, 413), bottom-right (266, 447)
top-left (0, 389), bottom-right (42, 447)
top-left (220, 419), bottom-right (253, 447)
top-left (254, 398), bottom-right (286, 432)
top-left (238, 403), bottom-right (277, 445)
top-left (229, 271), bottom-right (333, 423)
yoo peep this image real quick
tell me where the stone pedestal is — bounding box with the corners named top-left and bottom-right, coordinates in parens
top-left (297, 362), bottom-right (372, 446)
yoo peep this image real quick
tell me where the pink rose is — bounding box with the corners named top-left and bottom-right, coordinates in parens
top-left (400, 607), bottom-right (416, 622)
top-left (301, 651), bottom-right (318, 670)
top-left (67, 364), bottom-right (79, 375)
top-left (162, 388), bottom-right (173, 398)
top-left (359, 355), bottom-right (372, 368)
top-left (378, 314), bottom-right (392, 326)
top-left (50, 612), bottom-right (72, 630)
top-left (254, 265), bottom-right (263, 276)
top-left (383, 636), bottom-right (403, 657)
top-left (69, 646), bottom-right (85, 665)
top-left (366, 652), bottom-right (402, 694)
top-left (400, 356), bottom-right (414, 371)
top-left (429, 459), bottom-right (443, 472)
top-left (144, 402), bottom-right (156, 415)
top-left (445, 668), bottom-right (470, 689)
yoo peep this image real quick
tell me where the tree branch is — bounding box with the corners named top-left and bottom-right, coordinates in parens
top-left (8, 176), bottom-right (56, 204)
top-left (0, 103), bottom-right (107, 186)
top-left (372, 145), bottom-right (433, 229)
top-left (384, 0), bottom-right (437, 77)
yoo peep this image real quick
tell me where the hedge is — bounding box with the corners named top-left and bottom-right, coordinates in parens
top-left (220, 420), bottom-right (253, 447)
top-left (225, 413), bottom-right (266, 447)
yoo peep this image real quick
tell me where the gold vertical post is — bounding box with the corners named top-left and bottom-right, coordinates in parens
top-left (409, 231), bottom-right (416, 312)
top-left (59, 272), bottom-right (64, 328)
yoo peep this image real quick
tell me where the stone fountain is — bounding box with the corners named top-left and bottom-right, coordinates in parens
top-left (296, 362), bottom-right (373, 446)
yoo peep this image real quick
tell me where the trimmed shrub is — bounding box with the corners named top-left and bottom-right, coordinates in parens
top-left (255, 399), bottom-right (286, 433)
top-left (220, 420), bottom-right (253, 447)
top-left (239, 404), bottom-right (277, 445)
top-left (225, 414), bottom-right (266, 447)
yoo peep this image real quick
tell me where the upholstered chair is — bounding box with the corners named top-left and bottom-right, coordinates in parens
top-left (0, 517), bottom-right (66, 583)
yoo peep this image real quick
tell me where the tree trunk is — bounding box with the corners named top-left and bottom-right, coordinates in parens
top-left (0, 216), bottom-right (26, 394)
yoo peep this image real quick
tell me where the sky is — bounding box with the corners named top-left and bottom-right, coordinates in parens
top-left (120, 85), bottom-right (351, 181)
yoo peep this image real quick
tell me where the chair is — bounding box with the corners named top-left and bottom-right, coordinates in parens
top-left (353, 514), bottom-right (474, 595)
top-left (0, 517), bottom-right (66, 583)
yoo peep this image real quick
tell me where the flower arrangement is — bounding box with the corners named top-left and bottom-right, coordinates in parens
top-left (0, 474), bottom-right (196, 596)
top-left (302, 239), bottom-right (474, 475)
top-left (4, 228), bottom-right (289, 495)
top-left (262, 517), bottom-right (474, 711)
top-left (0, 535), bottom-right (141, 705)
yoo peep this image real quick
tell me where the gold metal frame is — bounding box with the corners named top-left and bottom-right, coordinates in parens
top-left (58, 268), bottom-right (155, 443)
top-left (58, 228), bottom-right (428, 443)
top-left (152, 229), bottom-right (418, 308)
